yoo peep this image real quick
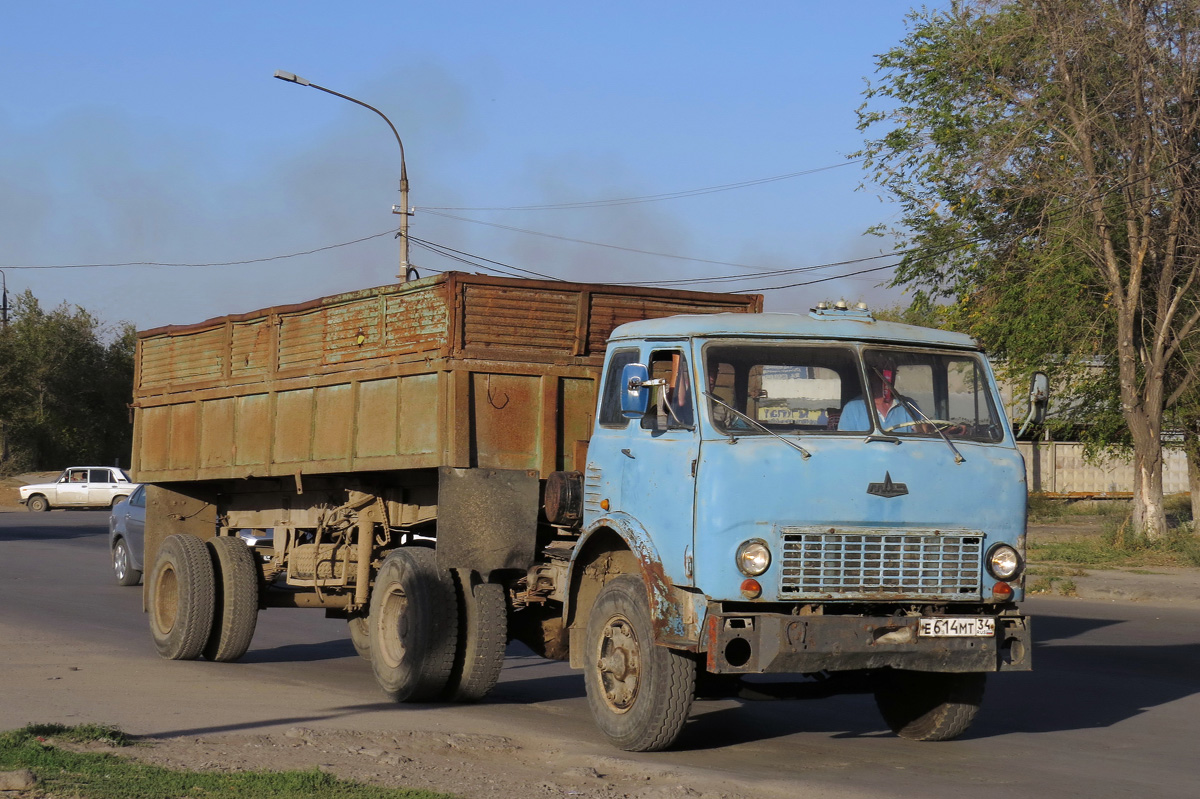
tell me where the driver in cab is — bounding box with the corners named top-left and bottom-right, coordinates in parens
top-left (837, 367), bottom-right (916, 433)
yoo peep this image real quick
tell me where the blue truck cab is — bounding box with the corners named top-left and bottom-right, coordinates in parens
top-left (566, 305), bottom-right (1032, 751)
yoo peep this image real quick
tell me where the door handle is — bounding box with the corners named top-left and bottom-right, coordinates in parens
top-left (621, 448), bottom-right (635, 459)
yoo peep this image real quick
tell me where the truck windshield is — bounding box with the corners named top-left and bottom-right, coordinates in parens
top-left (703, 343), bottom-right (1004, 443)
top-left (704, 344), bottom-right (863, 435)
top-left (859, 348), bottom-right (1003, 442)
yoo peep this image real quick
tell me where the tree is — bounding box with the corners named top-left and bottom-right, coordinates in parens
top-left (0, 290), bottom-right (136, 472)
top-left (857, 0), bottom-right (1200, 539)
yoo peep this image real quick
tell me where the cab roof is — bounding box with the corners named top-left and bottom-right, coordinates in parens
top-left (608, 311), bottom-right (980, 350)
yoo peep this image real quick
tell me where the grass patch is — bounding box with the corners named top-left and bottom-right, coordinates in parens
top-left (1027, 575), bottom-right (1079, 596)
top-left (0, 724), bottom-right (455, 799)
top-left (1028, 520), bottom-right (1200, 568)
top-left (1027, 494), bottom-right (1130, 521)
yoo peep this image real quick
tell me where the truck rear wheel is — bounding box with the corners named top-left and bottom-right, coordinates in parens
top-left (369, 548), bottom-right (459, 702)
top-left (874, 670), bottom-right (986, 741)
top-left (149, 534), bottom-right (215, 660)
top-left (202, 536), bottom-right (260, 663)
top-left (583, 575), bottom-right (696, 752)
top-left (443, 571), bottom-right (507, 703)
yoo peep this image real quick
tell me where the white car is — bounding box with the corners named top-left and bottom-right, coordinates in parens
top-left (20, 467), bottom-right (139, 511)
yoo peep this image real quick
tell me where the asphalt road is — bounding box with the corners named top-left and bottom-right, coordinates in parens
top-left (2, 511), bottom-right (1198, 798)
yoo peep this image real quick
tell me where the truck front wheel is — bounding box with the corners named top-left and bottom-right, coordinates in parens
top-left (369, 548), bottom-right (459, 702)
top-left (149, 534), bottom-right (215, 660)
top-left (583, 575), bottom-right (696, 751)
top-left (874, 670), bottom-right (986, 741)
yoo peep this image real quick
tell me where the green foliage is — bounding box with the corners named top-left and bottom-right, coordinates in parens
top-left (857, 1), bottom-right (1200, 537)
top-left (0, 290), bottom-right (135, 473)
top-left (0, 724), bottom-right (455, 799)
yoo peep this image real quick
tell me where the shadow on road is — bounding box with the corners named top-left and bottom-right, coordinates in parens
top-left (640, 608), bottom-right (1200, 750)
top-left (0, 517), bottom-right (109, 541)
top-left (240, 639), bottom-right (358, 664)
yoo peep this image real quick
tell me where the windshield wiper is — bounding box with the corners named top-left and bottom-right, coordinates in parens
top-left (872, 368), bottom-right (965, 464)
top-left (703, 392), bottom-right (811, 459)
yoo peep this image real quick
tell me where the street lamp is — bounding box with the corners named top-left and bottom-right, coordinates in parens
top-left (273, 70), bottom-right (416, 283)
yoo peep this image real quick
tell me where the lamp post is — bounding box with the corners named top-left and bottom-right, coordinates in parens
top-left (273, 70), bottom-right (415, 283)
top-left (0, 268), bottom-right (8, 330)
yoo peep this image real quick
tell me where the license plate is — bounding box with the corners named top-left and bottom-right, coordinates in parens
top-left (918, 617), bottom-right (995, 637)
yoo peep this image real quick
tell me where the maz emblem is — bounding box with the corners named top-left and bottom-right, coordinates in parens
top-left (867, 472), bottom-right (908, 498)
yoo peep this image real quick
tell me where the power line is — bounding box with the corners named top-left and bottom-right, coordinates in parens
top-left (409, 236), bottom-right (564, 282)
top-left (422, 209), bottom-right (808, 270)
top-left (0, 227), bottom-right (400, 270)
top-left (421, 161), bottom-right (862, 211)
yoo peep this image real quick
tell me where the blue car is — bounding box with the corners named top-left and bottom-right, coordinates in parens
top-left (108, 484), bottom-right (146, 586)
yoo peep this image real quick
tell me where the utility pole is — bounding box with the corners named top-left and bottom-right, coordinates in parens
top-left (273, 71), bottom-right (416, 283)
top-left (1, 268), bottom-right (8, 331)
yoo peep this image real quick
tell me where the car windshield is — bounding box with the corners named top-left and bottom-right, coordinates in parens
top-left (703, 343), bottom-right (1004, 443)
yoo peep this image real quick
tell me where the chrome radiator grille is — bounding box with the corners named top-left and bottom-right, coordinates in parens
top-left (779, 527), bottom-right (983, 600)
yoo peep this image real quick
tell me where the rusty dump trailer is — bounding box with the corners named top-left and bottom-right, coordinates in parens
top-left (131, 271), bottom-right (760, 706)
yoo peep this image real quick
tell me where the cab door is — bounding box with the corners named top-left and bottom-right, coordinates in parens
top-left (613, 347), bottom-right (699, 588)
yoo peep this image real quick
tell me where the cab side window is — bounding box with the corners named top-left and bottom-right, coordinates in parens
top-left (598, 348), bottom-right (641, 428)
top-left (640, 350), bottom-right (694, 431)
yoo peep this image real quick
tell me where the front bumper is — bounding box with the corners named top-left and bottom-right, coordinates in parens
top-left (704, 609), bottom-right (1031, 674)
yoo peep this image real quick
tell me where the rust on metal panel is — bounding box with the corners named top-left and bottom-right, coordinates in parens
top-left (462, 285), bottom-right (578, 353)
top-left (230, 319), bottom-right (271, 378)
top-left (322, 296), bottom-right (384, 365)
top-left (167, 402), bottom-right (199, 473)
top-left (235, 394), bottom-right (271, 467)
top-left (278, 308), bottom-right (326, 372)
top-left (132, 272), bottom-right (760, 483)
top-left (273, 389), bottom-right (314, 463)
top-left (198, 397), bottom-right (235, 469)
top-left (539, 375), bottom-right (559, 477)
top-left (312, 383), bottom-right (353, 462)
top-left (470, 372), bottom-right (541, 471)
top-left (355, 378), bottom-right (399, 459)
top-left (397, 373), bottom-right (439, 457)
top-left (559, 378), bottom-right (595, 472)
top-left (617, 530), bottom-right (696, 647)
top-left (572, 291), bottom-right (592, 356)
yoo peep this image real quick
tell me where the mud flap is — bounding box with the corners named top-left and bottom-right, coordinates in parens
top-left (436, 467), bottom-right (539, 577)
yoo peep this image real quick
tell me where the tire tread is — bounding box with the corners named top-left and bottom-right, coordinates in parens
top-left (203, 536), bottom-right (260, 662)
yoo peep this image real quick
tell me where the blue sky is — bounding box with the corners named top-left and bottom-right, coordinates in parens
top-left (1, 1), bottom-right (928, 331)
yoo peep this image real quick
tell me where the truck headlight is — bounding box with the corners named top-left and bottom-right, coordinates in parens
top-left (736, 540), bottom-right (771, 576)
top-left (987, 544), bottom-right (1022, 580)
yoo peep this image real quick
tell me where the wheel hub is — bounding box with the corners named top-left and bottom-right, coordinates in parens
top-left (378, 585), bottom-right (409, 669)
top-left (597, 616), bottom-right (640, 712)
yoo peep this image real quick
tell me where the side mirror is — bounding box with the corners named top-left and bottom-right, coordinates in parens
top-left (1028, 372), bottom-right (1049, 425)
top-left (620, 363), bottom-right (651, 418)
top-left (1016, 371), bottom-right (1050, 438)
